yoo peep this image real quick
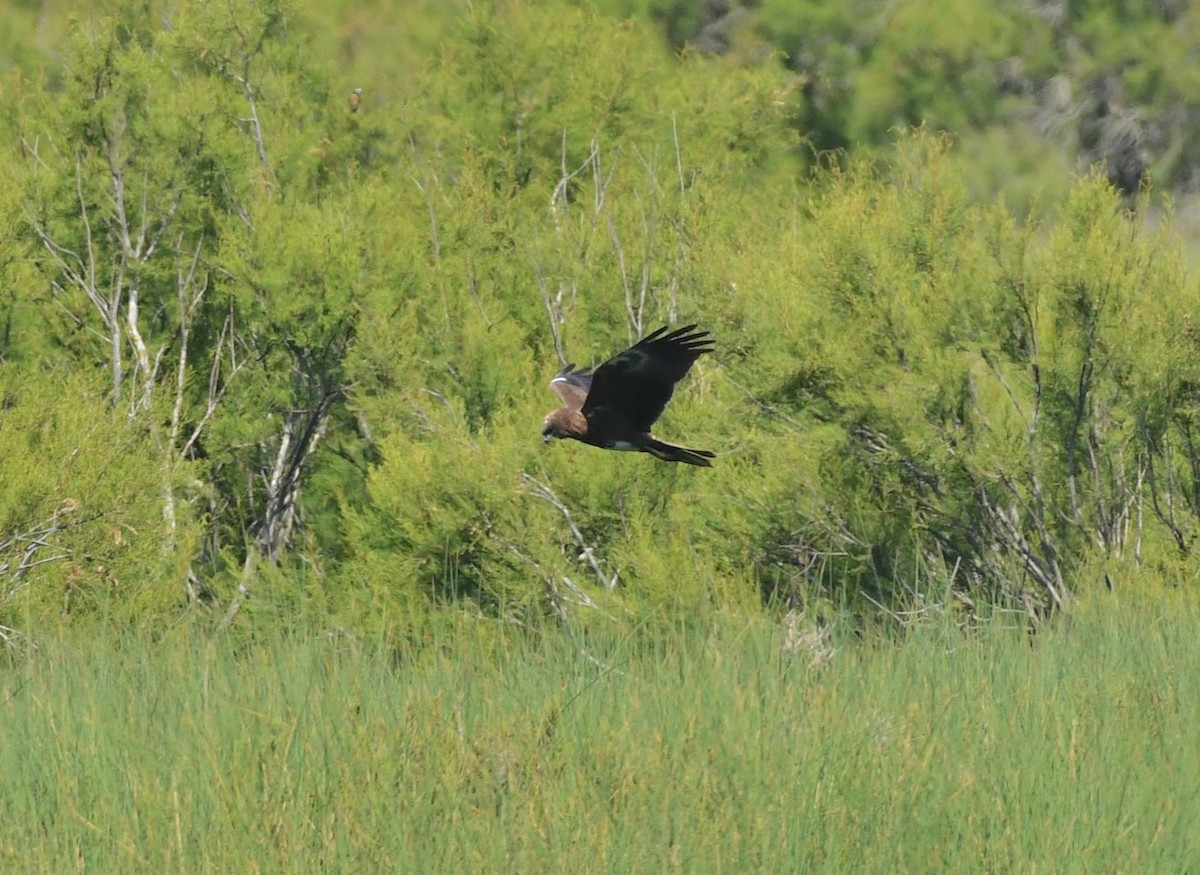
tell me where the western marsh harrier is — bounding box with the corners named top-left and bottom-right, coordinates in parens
top-left (542, 324), bottom-right (715, 467)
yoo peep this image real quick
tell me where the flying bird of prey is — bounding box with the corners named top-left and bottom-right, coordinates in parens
top-left (542, 324), bottom-right (716, 467)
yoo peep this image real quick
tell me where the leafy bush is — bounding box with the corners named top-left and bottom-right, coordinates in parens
top-left (2, 0), bottom-right (1199, 640)
top-left (0, 369), bottom-right (199, 628)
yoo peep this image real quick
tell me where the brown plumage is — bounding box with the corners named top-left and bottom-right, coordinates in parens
top-left (542, 324), bottom-right (715, 467)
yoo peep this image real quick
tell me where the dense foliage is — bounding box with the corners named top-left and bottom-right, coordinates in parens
top-left (616, 0), bottom-right (1200, 209)
top-left (1, 0), bottom-right (1198, 640)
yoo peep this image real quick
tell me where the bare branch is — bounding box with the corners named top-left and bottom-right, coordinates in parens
top-left (522, 471), bottom-right (618, 591)
top-left (411, 171), bottom-right (442, 263)
top-left (671, 112), bottom-right (686, 196)
top-left (549, 134), bottom-right (601, 229)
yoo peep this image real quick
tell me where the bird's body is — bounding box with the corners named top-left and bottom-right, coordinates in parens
top-left (542, 324), bottom-right (715, 466)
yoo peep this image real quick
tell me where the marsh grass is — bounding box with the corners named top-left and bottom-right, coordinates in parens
top-left (3, 598), bottom-right (1199, 872)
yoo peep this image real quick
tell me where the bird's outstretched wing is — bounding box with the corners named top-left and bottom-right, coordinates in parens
top-left (548, 364), bottom-right (593, 411)
top-left (581, 324), bottom-right (713, 431)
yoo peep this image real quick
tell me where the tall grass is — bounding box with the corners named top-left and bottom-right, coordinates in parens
top-left (3, 598), bottom-right (1198, 872)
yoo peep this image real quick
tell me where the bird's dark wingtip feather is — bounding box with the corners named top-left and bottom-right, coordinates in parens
top-left (643, 323), bottom-right (714, 354)
top-left (554, 363), bottom-right (593, 379)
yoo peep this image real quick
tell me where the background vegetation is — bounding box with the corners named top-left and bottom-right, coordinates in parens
top-left (2, 0), bottom-right (1200, 642)
top-left (5, 0), bottom-right (1200, 867)
top-left (4, 598), bottom-right (1199, 870)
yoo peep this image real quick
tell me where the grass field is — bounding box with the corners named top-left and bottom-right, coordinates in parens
top-left (3, 596), bottom-right (1199, 872)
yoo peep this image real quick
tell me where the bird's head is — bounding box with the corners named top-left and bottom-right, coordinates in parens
top-left (541, 408), bottom-right (584, 444)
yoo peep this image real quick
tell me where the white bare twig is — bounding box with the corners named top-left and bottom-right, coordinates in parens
top-left (522, 471), bottom-right (618, 591)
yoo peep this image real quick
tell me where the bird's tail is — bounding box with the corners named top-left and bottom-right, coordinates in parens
top-left (645, 438), bottom-right (716, 467)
